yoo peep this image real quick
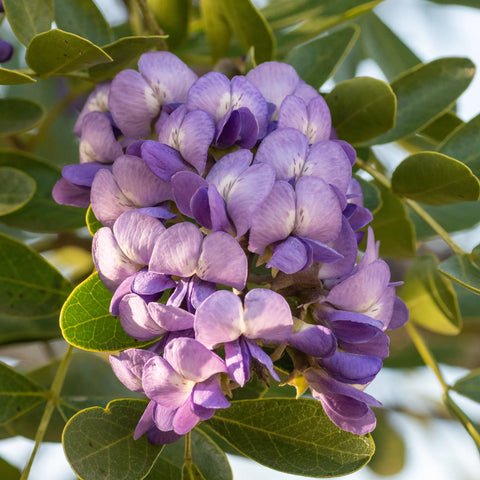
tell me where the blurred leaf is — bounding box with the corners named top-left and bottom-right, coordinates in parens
top-left (392, 152), bottom-right (480, 205)
top-left (88, 36), bottom-right (168, 81)
top-left (0, 150), bottom-right (86, 232)
top-left (86, 205), bottom-right (102, 236)
top-left (438, 113), bottom-right (480, 178)
top-left (200, 0), bottom-right (232, 62)
top-left (26, 29), bottom-right (112, 77)
top-left (0, 98), bottom-right (44, 134)
top-left (147, 0), bottom-right (189, 49)
top-left (439, 254), bottom-right (480, 295)
top-left (63, 399), bottom-right (162, 480)
top-left (146, 430), bottom-right (232, 480)
top-left (206, 398), bottom-right (374, 477)
top-left (61, 272), bottom-right (149, 352)
top-left (0, 69), bottom-right (36, 85)
top-left (453, 369), bottom-right (480, 403)
top-left (369, 410), bottom-right (405, 476)
top-left (183, 463), bottom-right (206, 480)
top-left (0, 362), bottom-right (45, 425)
top-left (373, 58), bottom-right (475, 144)
top-left (285, 25), bottom-right (359, 89)
top-left (325, 77), bottom-right (396, 144)
top-left (0, 457), bottom-right (20, 480)
top-left (420, 112), bottom-right (463, 144)
top-left (2, 0), bottom-right (53, 46)
top-left (426, 0), bottom-right (480, 7)
top-left (358, 12), bottom-right (420, 81)
top-left (0, 167), bottom-right (36, 216)
top-left (0, 233), bottom-right (71, 332)
top-left (400, 255), bottom-right (462, 335)
top-left (54, 0), bottom-right (113, 46)
top-left (368, 185), bottom-right (416, 258)
top-left (231, 374), bottom-right (268, 401)
top-left (222, 0), bottom-right (274, 64)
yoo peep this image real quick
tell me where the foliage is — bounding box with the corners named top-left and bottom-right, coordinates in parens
top-left (0, 0), bottom-right (480, 479)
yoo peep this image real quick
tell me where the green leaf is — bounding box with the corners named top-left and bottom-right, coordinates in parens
top-left (200, 0), bottom-right (232, 62)
top-left (438, 113), bottom-right (480, 178)
top-left (325, 77), bottom-right (396, 144)
top-left (54, 0), bottom-right (113, 46)
top-left (26, 29), bottom-right (112, 77)
top-left (0, 98), bottom-right (44, 134)
top-left (61, 272), bottom-right (150, 352)
top-left (400, 255), bottom-right (462, 335)
top-left (0, 457), bottom-right (20, 480)
top-left (391, 152), bottom-right (480, 205)
top-left (438, 254), bottom-right (480, 295)
top-left (0, 68), bottom-right (36, 85)
top-left (88, 36), bottom-right (168, 81)
top-left (0, 233), bottom-right (71, 333)
top-left (222, 0), bottom-right (274, 64)
top-left (0, 150), bottom-right (86, 232)
top-left (146, 430), bottom-right (232, 480)
top-left (368, 184), bottom-right (416, 258)
top-left (426, 0), bottom-right (480, 7)
top-left (373, 58), bottom-right (475, 144)
top-left (0, 362), bottom-right (45, 425)
top-left (206, 398), bottom-right (374, 477)
top-left (147, 0), bottom-right (190, 49)
top-left (419, 112), bottom-right (464, 144)
top-left (285, 25), bottom-right (359, 89)
top-left (0, 167), bottom-right (36, 216)
top-left (86, 205), bottom-right (103, 236)
top-left (183, 463), bottom-right (206, 480)
top-left (2, 0), bottom-right (53, 46)
top-left (453, 369), bottom-right (480, 403)
top-left (63, 399), bottom-right (162, 480)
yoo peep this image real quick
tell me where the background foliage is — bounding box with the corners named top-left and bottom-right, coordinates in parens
top-left (0, 0), bottom-right (479, 478)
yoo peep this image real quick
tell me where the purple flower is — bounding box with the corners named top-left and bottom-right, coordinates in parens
top-left (0, 39), bottom-right (13, 63)
top-left (74, 82), bottom-right (111, 137)
top-left (187, 72), bottom-right (269, 148)
top-left (195, 289), bottom-right (293, 386)
top-left (109, 52), bottom-right (198, 138)
top-left (141, 338), bottom-right (229, 436)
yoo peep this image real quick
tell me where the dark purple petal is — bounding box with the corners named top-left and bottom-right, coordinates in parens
top-left (52, 178), bottom-right (90, 208)
top-left (225, 338), bottom-right (251, 387)
top-left (185, 277), bottom-right (217, 310)
top-left (205, 184), bottom-right (232, 233)
top-left (321, 351), bottom-right (382, 385)
top-left (189, 186), bottom-right (212, 229)
top-left (191, 403), bottom-right (216, 421)
top-left (62, 162), bottom-right (110, 187)
top-left (138, 51), bottom-right (197, 104)
top-left (288, 323), bottom-right (336, 357)
top-left (388, 296), bottom-right (409, 330)
top-left (334, 140), bottom-right (356, 166)
top-left (134, 400), bottom-right (156, 440)
top-left (110, 275), bottom-right (134, 315)
top-left (232, 107), bottom-right (259, 148)
top-left (197, 231), bottom-right (248, 289)
top-left (109, 69), bottom-right (159, 138)
top-left (268, 237), bottom-right (309, 274)
top-left (215, 108), bottom-right (242, 148)
top-left (246, 338), bottom-right (279, 381)
top-left (193, 375), bottom-right (230, 409)
top-left (328, 320), bottom-right (382, 344)
top-left (172, 171), bottom-right (208, 218)
top-left (302, 238), bottom-right (343, 264)
top-left (339, 331), bottom-right (390, 359)
top-left (136, 206), bottom-right (176, 220)
top-left (0, 39), bottom-right (13, 63)
top-left (147, 427), bottom-right (183, 445)
top-left (142, 140), bottom-right (187, 182)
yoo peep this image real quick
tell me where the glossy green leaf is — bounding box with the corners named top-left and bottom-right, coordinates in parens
top-left (400, 255), bottom-right (462, 335)
top-left (0, 150), bottom-right (86, 232)
top-left (0, 232), bottom-right (71, 328)
top-left (453, 369), bottom-right (480, 403)
top-left (206, 398), bottom-right (374, 477)
top-left (358, 12), bottom-right (420, 81)
top-left (61, 272), bottom-right (149, 352)
top-left (147, 0), bottom-right (189, 49)
top-left (86, 205), bottom-right (103, 236)
top-left (368, 185), bottom-right (416, 258)
top-left (223, 0), bottom-right (274, 64)
top-left (0, 457), bottom-right (20, 480)
top-left (392, 152), bottom-right (480, 205)
top-left (88, 36), bottom-right (168, 81)
top-left (439, 254), bottom-right (480, 295)
top-left (419, 112), bottom-right (464, 144)
top-left (63, 399), bottom-right (162, 480)
top-left (439, 113), bottom-right (480, 178)
top-left (0, 98), bottom-right (44, 134)
top-left (0, 69), bottom-right (36, 85)
top-left (2, 0), bottom-right (53, 46)
top-left (285, 25), bottom-right (359, 89)
top-left (146, 430), bottom-right (232, 480)
top-left (200, 0), bottom-right (232, 62)
top-left (373, 58), bottom-right (475, 144)
top-left (26, 29), bottom-right (112, 77)
top-left (54, 0), bottom-right (113, 46)
top-left (183, 463), bottom-right (206, 480)
top-left (0, 167), bottom-right (36, 216)
top-left (0, 362), bottom-right (45, 425)
top-left (325, 77), bottom-right (396, 144)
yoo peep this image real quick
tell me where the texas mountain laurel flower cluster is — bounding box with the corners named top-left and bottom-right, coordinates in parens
top-left (53, 51), bottom-right (408, 444)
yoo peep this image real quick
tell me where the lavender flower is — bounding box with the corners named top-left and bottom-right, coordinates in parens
top-left (0, 39), bottom-right (13, 63)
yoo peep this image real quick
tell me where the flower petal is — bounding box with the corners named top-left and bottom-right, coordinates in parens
top-left (172, 399), bottom-right (200, 435)
top-left (148, 302), bottom-right (195, 331)
top-left (267, 236), bottom-right (309, 274)
top-left (172, 171), bottom-right (208, 218)
top-left (141, 140), bottom-right (187, 182)
top-left (52, 178), bottom-right (90, 208)
top-left (288, 323), bottom-right (336, 357)
top-left (193, 375), bottom-right (230, 409)
top-left (321, 351), bottom-right (382, 385)
top-left (224, 338), bottom-right (250, 387)
top-left (245, 338), bottom-right (279, 381)
top-left (62, 162), bottom-right (110, 187)
top-left (388, 296), bottom-right (409, 330)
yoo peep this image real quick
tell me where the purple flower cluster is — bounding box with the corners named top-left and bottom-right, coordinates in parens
top-left (54, 52), bottom-right (408, 442)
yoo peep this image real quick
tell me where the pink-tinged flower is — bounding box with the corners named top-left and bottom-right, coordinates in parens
top-left (109, 52), bottom-right (198, 138)
top-left (195, 289), bottom-right (293, 386)
top-left (186, 72), bottom-right (269, 148)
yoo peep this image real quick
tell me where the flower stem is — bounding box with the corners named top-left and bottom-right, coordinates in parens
top-left (134, 0), bottom-right (167, 41)
top-left (20, 345), bottom-right (74, 480)
top-left (184, 430), bottom-right (192, 465)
